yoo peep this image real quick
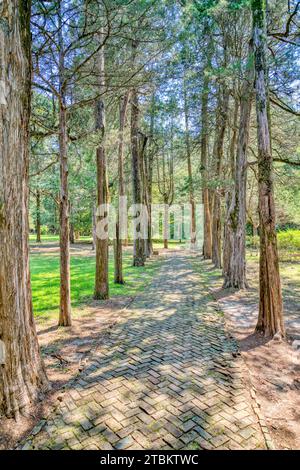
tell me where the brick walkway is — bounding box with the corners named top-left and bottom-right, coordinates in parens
top-left (21, 253), bottom-right (266, 450)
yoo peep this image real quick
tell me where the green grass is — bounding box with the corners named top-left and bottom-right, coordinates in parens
top-left (30, 250), bottom-right (162, 319)
top-left (29, 234), bottom-right (91, 243)
top-left (29, 234), bottom-right (185, 247)
top-left (29, 234), bottom-right (59, 243)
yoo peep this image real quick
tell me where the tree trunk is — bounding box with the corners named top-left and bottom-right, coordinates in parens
top-left (223, 95), bottom-right (239, 279)
top-left (69, 222), bottom-right (75, 244)
top-left (223, 46), bottom-right (254, 289)
top-left (91, 205), bottom-right (96, 251)
top-left (58, 7), bottom-right (71, 326)
top-left (36, 189), bottom-right (41, 243)
top-left (139, 133), bottom-right (150, 258)
top-left (58, 101), bottom-right (71, 325)
top-left (0, 0), bottom-right (49, 418)
top-left (157, 138), bottom-right (174, 252)
top-left (131, 43), bottom-right (145, 266)
top-left (252, 0), bottom-right (284, 337)
top-left (183, 75), bottom-right (196, 248)
top-left (212, 87), bottom-right (229, 268)
top-left (94, 32), bottom-right (109, 299)
top-left (146, 94), bottom-right (156, 257)
top-left (114, 93), bottom-right (129, 284)
top-left (201, 29), bottom-right (213, 259)
top-left (131, 90), bottom-right (145, 266)
top-left (163, 196), bottom-right (169, 249)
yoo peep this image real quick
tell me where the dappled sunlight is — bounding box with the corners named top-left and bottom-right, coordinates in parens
top-left (30, 246), bottom-right (162, 318)
top-left (21, 253), bottom-right (266, 450)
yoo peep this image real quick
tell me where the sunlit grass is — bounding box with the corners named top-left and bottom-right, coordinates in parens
top-left (30, 249), bottom-right (162, 318)
top-left (29, 234), bottom-right (91, 243)
top-left (29, 234), bottom-right (186, 247)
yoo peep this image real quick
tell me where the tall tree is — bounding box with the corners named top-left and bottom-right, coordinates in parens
top-left (211, 84), bottom-right (229, 268)
top-left (223, 93), bottom-right (239, 278)
top-left (139, 131), bottom-right (150, 257)
top-left (157, 148), bottom-right (174, 249)
top-left (57, 3), bottom-right (71, 325)
top-left (200, 31), bottom-right (213, 259)
top-left (131, 41), bottom-right (145, 266)
top-left (146, 94), bottom-right (156, 257)
top-left (0, 0), bottom-right (49, 417)
top-left (252, 0), bottom-right (285, 337)
top-left (114, 92), bottom-right (129, 284)
top-left (183, 72), bottom-right (196, 249)
top-left (94, 28), bottom-right (109, 299)
top-left (223, 43), bottom-right (254, 289)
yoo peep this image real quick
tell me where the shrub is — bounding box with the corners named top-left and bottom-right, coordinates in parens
top-left (40, 225), bottom-right (49, 235)
top-left (277, 229), bottom-right (300, 250)
top-left (247, 230), bottom-right (300, 251)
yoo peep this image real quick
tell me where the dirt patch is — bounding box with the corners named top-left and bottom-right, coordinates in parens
top-left (214, 267), bottom-right (300, 450)
top-left (0, 296), bottom-right (133, 450)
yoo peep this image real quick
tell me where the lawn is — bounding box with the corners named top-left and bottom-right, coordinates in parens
top-left (29, 234), bottom-right (186, 248)
top-left (30, 249), bottom-right (163, 319)
top-left (29, 234), bottom-right (91, 243)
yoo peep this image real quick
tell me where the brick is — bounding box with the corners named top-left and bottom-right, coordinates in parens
top-left (19, 254), bottom-right (266, 452)
top-left (115, 436), bottom-right (135, 449)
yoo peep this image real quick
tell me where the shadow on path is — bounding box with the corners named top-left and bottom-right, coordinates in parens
top-left (20, 253), bottom-right (266, 450)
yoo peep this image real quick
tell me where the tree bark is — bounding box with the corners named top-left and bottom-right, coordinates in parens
top-left (223, 95), bottom-right (239, 279)
top-left (211, 87), bottom-right (229, 268)
top-left (252, 0), bottom-right (285, 337)
top-left (58, 5), bottom-right (71, 326)
top-left (157, 132), bottom-right (174, 252)
top-left (0, 0), bottom-right (49, 418)
top-left (131, 41), bottom-right (145, 267)
top-left (131, 89), bottom-right (145, 266)
top-left (94, 31), bottom-right (109, 299)
top-left (91, 205), bottom-right (96, 251)
top-left (201, 29), bottom-right (213, 259)
top-left (36, 189), bottom-right (41, 243)
top-left (183, 75), bottom-right (196, 248)
top-left (69, 222), bottom-right (75, 244)
top-left (139, 132), bottom-right (150, 257)
top-left (163, 195), bottom-right (169, 249)
top-left (114, 93), bottom-right (129, 284)
top-left (146, 94), bottom-right (156, 257)
top-left (223, 45), bottom-right (254, 289)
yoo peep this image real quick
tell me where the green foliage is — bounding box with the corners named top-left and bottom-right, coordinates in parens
top-left (247, 230), bottom-right (300, 252)
top-left (277, 229), bottom-right (300, 251)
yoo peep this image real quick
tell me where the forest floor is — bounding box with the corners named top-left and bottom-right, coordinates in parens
top-left (0, 246), bottom-right (299, 450)
top-left (202, 253), bottom-right (300, 450)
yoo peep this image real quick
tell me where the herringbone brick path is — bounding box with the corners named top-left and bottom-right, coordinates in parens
top-left (21, 253), bottom-right (266, 450)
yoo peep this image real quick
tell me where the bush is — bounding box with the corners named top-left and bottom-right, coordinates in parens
top-left (277, 229), bottom-right (300, 250)
top-left (247, 230), bottom-right (300, 251)
top-left (40, 225), bottom-right (49, 235)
